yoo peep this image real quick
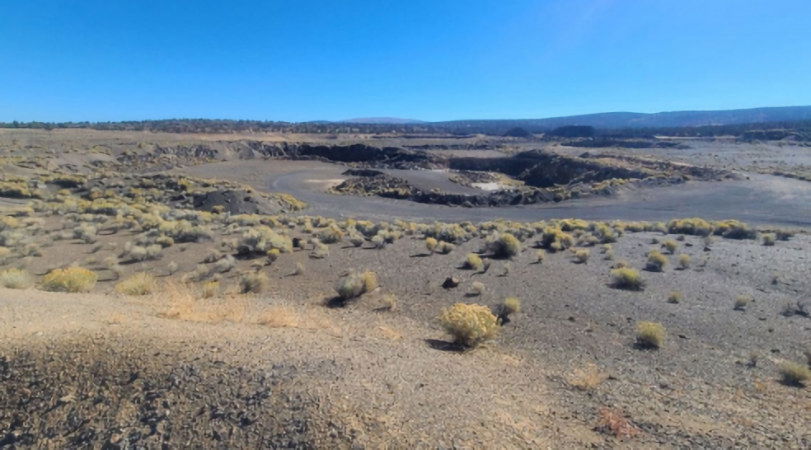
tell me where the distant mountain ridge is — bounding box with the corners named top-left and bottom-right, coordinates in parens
top-left (432, 106), bottom-right (811, 130)
top-left (342, 117), bottom-right (425, 124)
top-left (4, 106), bottom-right (811, 135)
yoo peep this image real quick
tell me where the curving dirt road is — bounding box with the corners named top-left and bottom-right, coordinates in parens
top-left (179, 159), bottom-right (811, 227)
top-left (266, 164), bottom-right (811, 227)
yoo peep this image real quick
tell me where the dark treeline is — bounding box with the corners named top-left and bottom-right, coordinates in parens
top-left (1, 118), bottom-right (810, 140)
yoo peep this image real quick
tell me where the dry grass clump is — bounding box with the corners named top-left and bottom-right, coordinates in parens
top-left (597, 408), bottom-right (640, 439)
top-left (667, 217), bottom-right (713, 236)
top-left (635, 321), bottom-right (665, 349)
top-left (201, 280), bottom-right (219, 298)
top-left (469, 281), bottom-right (485, 296)
top-left (778, 361), bottom-right (810, 387)
top-left (661, 239), bottom-right (678, 254)
top-left (762, 233), bottom-right (776, 246)
top-left (568, 363), bottom-right (609, 390)
top-left (379, 294), bottom-right (398, 311)
top-left (573, 248), bottom-right (590, 264)
top-left (239, 271), bottom-right (269, 294)
top-left (115, 272), bottom-right (156, 296)
top-left (237, 226), bottom-right (292, 256)
top-left (317, 226), bottom-right (344, 244)
top-left (335, 270), bottom-right (378, 300)
top-left (425, 237), bottom-right (438, 253)
top-left (160, 281), bottom-right (246, 323)
top-left (734, 295), bottom-right (752, 311)
top-left (677, 254), bottom-right (691, 269)
top-left (535, 250), bottom-right (545, 263)
top-left (0, 268), bottom-right (33, 289)
top-left (502, 297), bottom-right (521, 315)
top-left (256, 306), bottom-right (300, 328)
top-left (645, 250), bottom-right (668, 272)
top-left (540, 227), bottom-right (574, 252)
top-left (610, 267), bottom-right (644, 291)
top-left (667, 291), bottom-right (683, 304)
top-left (438, 303), bottom-right (500, 348)
top-left (41, 267), bottom-right (98, 293)
top-left (436, 241), bottom-right (455, 254)
top-left (714, 219), bottom-right (756, 239)
top-left (464, 253), bottom-right (485, 271)
top-left (486, 232), bottom-right (521, 258)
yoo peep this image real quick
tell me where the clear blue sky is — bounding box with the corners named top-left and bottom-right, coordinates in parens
top-left (1, 0), bottom-right (809, 122)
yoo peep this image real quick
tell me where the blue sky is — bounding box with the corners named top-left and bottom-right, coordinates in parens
top-left (1, 0), bottom-right (809, 122)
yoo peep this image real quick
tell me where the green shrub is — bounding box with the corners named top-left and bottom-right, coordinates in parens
top-left (610, 268), bottom-right (644, 291)
top-left (645, 250), bottom-right (668, 272)
top-left (636, 321), bottom-right (665, 349)
top-left (438, 303), bottom-right (500, 347)
top-left (0, 268), bottom-right (33, 289)
top-left (41, 267), bottom-right (98, 293)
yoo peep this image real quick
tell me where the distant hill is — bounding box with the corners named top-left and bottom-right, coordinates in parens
top-left (342, 117), bottom-right (425, 124)
top-left (434, 106), bottom-right (811, 132)
top-left (3, 106), bottom-right (811, 136)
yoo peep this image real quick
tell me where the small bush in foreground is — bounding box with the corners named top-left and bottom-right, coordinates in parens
top-left (486, 232), bottom-right (521, 258)
top-left (502, 297), bottom-right (521, 315)
top-left (41, 267), bottom-right (98, 293)
top-left (0, 268), bottom-right (33, 289)
top-left (778, 361), bottom-right (810, 387)
top-left (645, 250), bottom-right (668, 272)
top-left (201, 280), bottom-right (219, 298)
top-left (597, 408), bottom-right (640, 439)
top-left (380, 294), bottom-right (397, 311)
top-left (239, 271), bottom-right (269, 294)
top-left (568, 364), bottom-right (609, 390)
top-left (573, 248), bottom-right (590, 264)
top-left (762, 233), bottom-right (776, 246)
top-left (115, 272), bottom-right (156, 296)
top-left (464, 253), bottom-right (484, 271)
top-left (677, 254), bottom-right (691, 269)
top-left (635, 321), bottom-right (665, 349)
top-left (661, 239), bottom-right (678, 254)
top-left (425, 237), bottom-right (438, 253)
top-left (734, 295), bottom-right (752, 311)
top-left (335, 270), bottom-right (378, 300)
top-left (438, 303), bottom-right (499, 348)
top-left (610, 268), bottom-right (644, 290)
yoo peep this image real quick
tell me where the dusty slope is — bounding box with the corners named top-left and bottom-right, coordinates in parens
top-left (0, 288), bottom-right (596, 448)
